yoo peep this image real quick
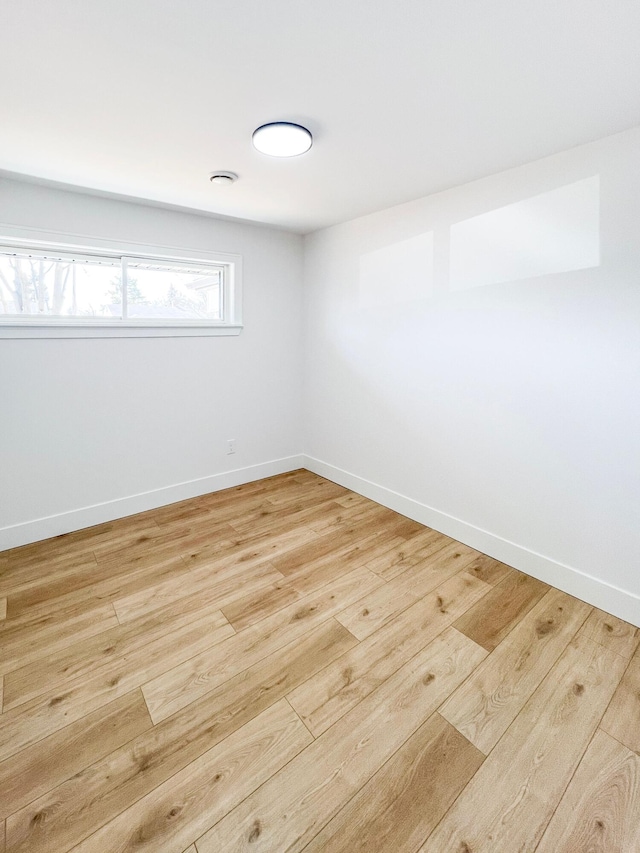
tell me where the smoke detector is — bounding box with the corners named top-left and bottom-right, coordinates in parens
top-left (209, 171), bottom-right (238, 185)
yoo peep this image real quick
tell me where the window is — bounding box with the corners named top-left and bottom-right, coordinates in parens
top-left (0, 239), bottom-right (242, 338)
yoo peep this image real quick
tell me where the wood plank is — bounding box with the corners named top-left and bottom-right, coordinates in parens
top-left (0, 602), bottom-right (119, 677)
top-left (282, 531), bottom-right (406, 596)
top-left (3, 515), bottom-right (159, 566)
top-left (1, 819), bottom-right (4, 853)
top-left (269, 520), bottom-right (407, 577)
top-left (112, 557), bottom-right (281, 624)
top-left (578, 607), bottom-right (640, 659)
top-left (392, 541), bottom-right (480, 594)
top-left (600, 643), bottom-right (640, 754)
top-left (290, 469), bottom-right (321, 484)
top-left (262, 478), bottom-right (350, 507)
top-left (90, 535), bottom-right (239, 589)
top-left (0, 524), bottom-right (156, 577)
top-left (419, 634), bottom-right (628, 853)
top-left (142, 567), bottom-right (382, 723)
top-left (306, 500), bottom-right (395, 536)
top-left (226, 497), bottom-right (344, 538)
top-left (0, 551), bottom-right (99, 596)
top-left (234, 501), bottom-right (345, 539)
top-left (256, 475), bottom-right (344, 504)
top-left (0, 677), bottom-right (3, 713)
top-left (196, 627), bottom-right (487, 853)
top-left (335, 541), bottom-right (480, 640)
top-left (364, 529), bottom-right (455, 580)
top-left (288, 572), bottom-right (490, 736)
top-left (0, 525), bottom-right (182, 609)
top-left (92, 523), bottom-right (233, 567)
top-left (64, 700), bottom-right (312, 853)
top-left (143, 515), bottom-right (238, 544)
top-left (536, 728), bottom-right (640, 852)
top-left (303, 713), bottom-right (484, 853)
top-left (464, 553), bottom-right (514, 586)
top-left (440, 587), bottom-right (591, 753)
top-left (184, 523), bottom-right (318, 571)
top-left (215, 480), bottom-right (336, 517)
top-left (315, 503), bottom-right (424, 539)
top-left (0, 690), bottom-right (152, 819)
top-left (220, 581), bottom-right (301, 631)
top-left (333, 492), bottom-right (370, 509)
top-left (279, 555), bottom-right (360, 597)
top-left (2, 588), bottom-right (115, 634)
top-left (178, 523), bottom-right (320, 573)
top-left (148, 496), bottom-right (241, 528)
top-left (4, 583), bottom-right (245, 711)
top-left (6, 620), bottom-right (356, 853)
top-left (334, 584), bottom-right (417, 641)
top-left (145, 484), bottom-right (266, 525)
top-left (0, 599), bottom-right (6, 621)
top-left (6, 531), bottom-right (185, 608)
top-left (0, 544), bottom-right (90, 577)
top-left (453, 568), bottom-right (549, 651)
top-left (6, 554), bottom-right (195, 622)
top-left (0, 610), bottom-right (233, 762)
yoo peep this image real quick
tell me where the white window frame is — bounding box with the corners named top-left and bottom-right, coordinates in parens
top-left (0, 226), bottom-right (243, 338)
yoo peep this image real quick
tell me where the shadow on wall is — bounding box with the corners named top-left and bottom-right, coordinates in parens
top-left (358, 175), bottom-right (600, 307)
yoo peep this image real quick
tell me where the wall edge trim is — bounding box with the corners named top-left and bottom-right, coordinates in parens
top-left (0, 455), bottom-right (305, 550)
top-left (303, 455), bottom-right (640, 627)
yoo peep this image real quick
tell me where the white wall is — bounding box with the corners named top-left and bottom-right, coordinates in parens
top-left (3, 129), bottom-right (639, 625)
top-left (303, 127), bottom-right (640, 624)
top-left (0, 178), bottom-right (304, 547)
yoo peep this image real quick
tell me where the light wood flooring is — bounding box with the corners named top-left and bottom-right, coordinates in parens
top-left (1, 469), bottom-right (639, 853)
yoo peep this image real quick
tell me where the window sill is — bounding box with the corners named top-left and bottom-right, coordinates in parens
top-left (0, 323), bottom-right (244, 339)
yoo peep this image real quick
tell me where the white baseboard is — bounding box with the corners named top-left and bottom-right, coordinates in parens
top-left (0, 455), bottom-right (305, 551)
top-left (3, 451), bottom-right (638, 628)
top-left (303, 455), bottom-right (640, 628)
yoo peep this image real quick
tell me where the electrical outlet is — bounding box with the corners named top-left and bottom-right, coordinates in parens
top-left (227, 439), bottom-right (236, 455)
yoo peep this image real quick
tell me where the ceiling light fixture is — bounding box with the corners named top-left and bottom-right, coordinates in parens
top-left (252, 122), bottom-right (313, 157)
top-left (209, 171), bottom-right (238, 185)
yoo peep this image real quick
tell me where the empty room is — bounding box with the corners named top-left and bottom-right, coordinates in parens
top-left (1, 1), bottom-right (639, 851)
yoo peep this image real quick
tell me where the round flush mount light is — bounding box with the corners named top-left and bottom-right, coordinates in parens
top-left (252, 122), bottom-right (313, 157)
top-left (209, 171), bottom-right (238, 185)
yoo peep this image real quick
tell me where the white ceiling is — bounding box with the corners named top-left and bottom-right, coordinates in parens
top-left (2, 0), bottom-right (640, 233)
